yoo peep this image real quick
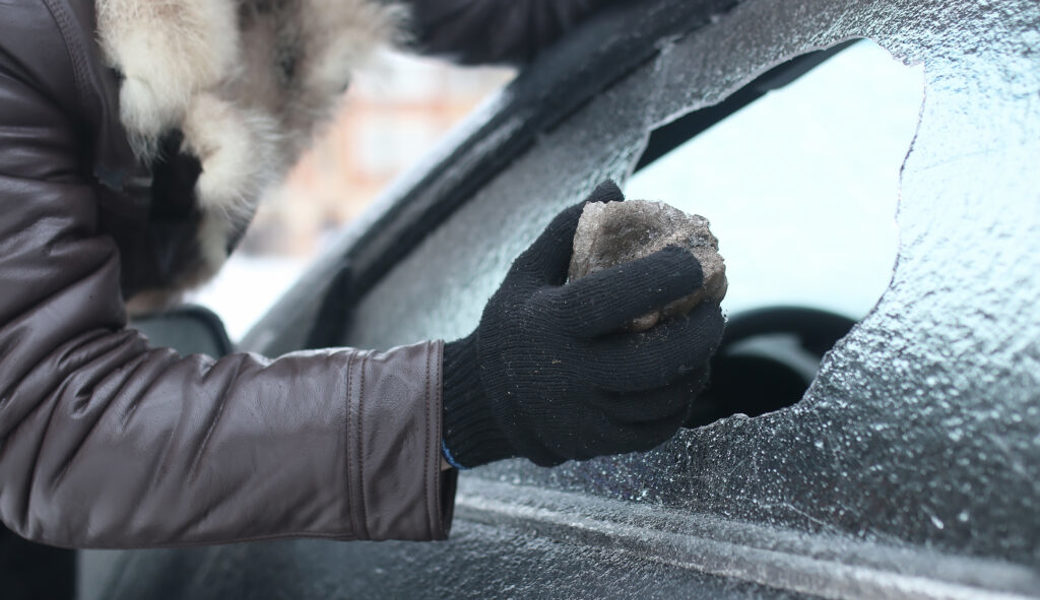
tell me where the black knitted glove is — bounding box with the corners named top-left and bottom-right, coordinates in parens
top-left (442, 181), bottom-right (725, 468)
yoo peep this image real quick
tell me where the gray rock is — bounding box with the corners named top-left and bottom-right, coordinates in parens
top-left (568, 200), bottom-right (727, 331)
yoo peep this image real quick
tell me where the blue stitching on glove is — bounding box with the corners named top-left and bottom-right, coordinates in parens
top-left (441, 439), bottom-right (469, 471)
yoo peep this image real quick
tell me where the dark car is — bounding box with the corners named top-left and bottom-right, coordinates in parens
top-left (80, 0), bottom-right (1040, 597)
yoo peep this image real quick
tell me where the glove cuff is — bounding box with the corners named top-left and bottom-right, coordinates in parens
top-left (442, 333), bottom-right (516, 469)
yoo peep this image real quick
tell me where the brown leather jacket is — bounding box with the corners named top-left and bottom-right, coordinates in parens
top-left (0, 0), bottom-right (616, 550)
top-left (0, 0), bottom-right (455, 548)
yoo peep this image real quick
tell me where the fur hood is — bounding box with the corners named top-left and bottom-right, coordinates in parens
top-left (94, 0), bottom-right (403, 309)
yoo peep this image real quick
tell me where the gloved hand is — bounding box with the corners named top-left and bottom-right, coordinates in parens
top-left (441, 181), bottom-right (725, 468)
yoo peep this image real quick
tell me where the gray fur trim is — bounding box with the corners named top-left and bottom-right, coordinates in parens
top-left (96, 0), bottom-right (404, 308)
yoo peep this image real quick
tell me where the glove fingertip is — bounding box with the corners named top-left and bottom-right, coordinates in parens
top-left (688, 301), bottom-right (726, 347)
top-left (525, 180), bottom-right (623, 260)
top-left (586, 179), bottom-right (625, 204)
top-left (650, 244), bottom-right (706, 283)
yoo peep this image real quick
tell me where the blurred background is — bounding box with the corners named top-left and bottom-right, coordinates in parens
top-left (188, 51), bottom-right (514, 340)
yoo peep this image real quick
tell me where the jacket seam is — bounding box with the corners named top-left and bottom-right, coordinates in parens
top-left (38, 0), bottom-right (94, 119)
top-left (435, 341), bottom-right (447, 537)
top-left (343, 352), bottom-right (355, 538)
top-left (356, 353), bottom-right (370, 539)
top-left (423, 342), bottom-right (433, 538)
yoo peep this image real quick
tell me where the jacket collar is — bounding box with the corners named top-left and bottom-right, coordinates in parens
top-left (92, 0), bottom-right (402, 308)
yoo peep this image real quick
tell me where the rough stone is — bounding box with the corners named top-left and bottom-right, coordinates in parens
top-left (569, 200), bottom-right (727, 331)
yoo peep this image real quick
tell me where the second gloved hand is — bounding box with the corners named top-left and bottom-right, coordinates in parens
top-left (442, 182), bottom-right (725, 468)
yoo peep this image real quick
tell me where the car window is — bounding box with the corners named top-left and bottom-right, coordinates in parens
top-left (627, 40), bottom-right (923, 320)
top-left (342, 42), bottom-right (923, 352)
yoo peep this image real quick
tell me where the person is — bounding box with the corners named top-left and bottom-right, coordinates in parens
top-left (0, 0), bottom-right (723, 578)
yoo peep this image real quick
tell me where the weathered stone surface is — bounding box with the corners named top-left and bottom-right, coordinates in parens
top-left (569, 200), bottom-right (727, 331)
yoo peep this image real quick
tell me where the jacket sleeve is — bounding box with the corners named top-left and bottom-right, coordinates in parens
top-left (0, 9), bottom-right (454, 549)
top-left (402, 0), bottom-right (624, 64)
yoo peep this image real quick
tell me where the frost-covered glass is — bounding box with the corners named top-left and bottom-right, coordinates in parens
top-left (345, 0), bottom-right (1040, 579)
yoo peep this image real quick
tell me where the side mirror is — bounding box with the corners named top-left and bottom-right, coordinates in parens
top-left (131, 305), bottom-right (234, 357)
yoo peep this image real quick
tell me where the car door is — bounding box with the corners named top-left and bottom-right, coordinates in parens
top-left (81, 0), bottom-right (1040, 597)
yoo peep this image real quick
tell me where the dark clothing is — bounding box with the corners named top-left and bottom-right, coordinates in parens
top-left (405, 0), bottom-right (623, 64)
top-left (0, 0), bottom-right (456, 549)
top-left (0, 0), bottom-right (614, 555)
